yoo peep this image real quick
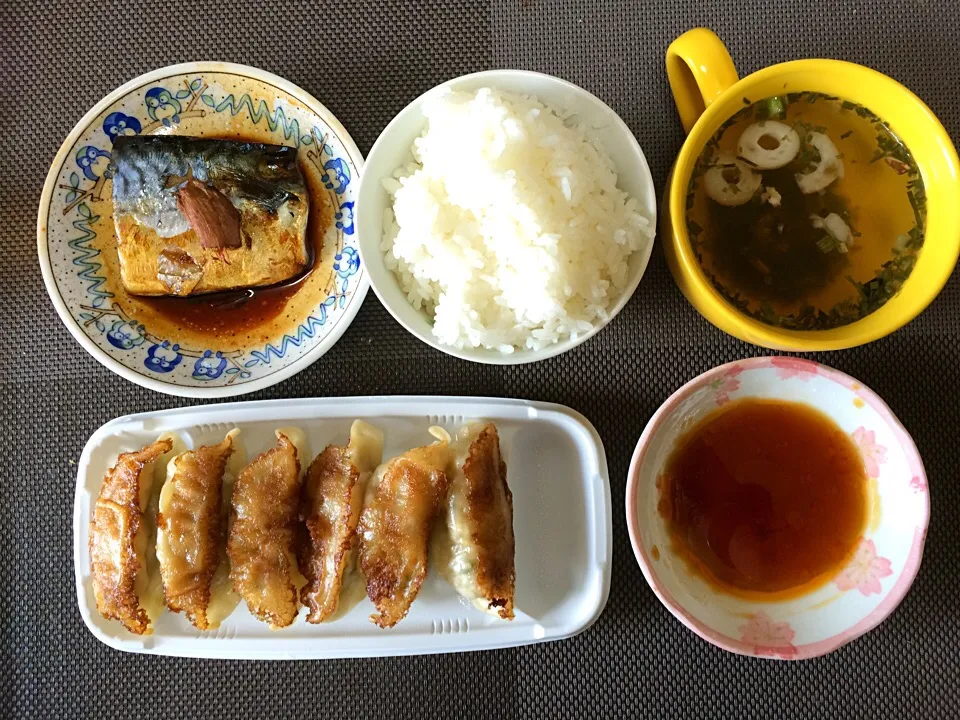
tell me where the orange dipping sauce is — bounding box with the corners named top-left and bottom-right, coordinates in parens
top-left (657, 398), bottom-right (867, 598)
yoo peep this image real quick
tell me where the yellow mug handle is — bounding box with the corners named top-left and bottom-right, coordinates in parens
top-left (666, 28), bottom-right (740, 134)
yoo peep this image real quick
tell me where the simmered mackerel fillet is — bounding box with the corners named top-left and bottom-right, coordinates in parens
top-left (156, 430), bottom-right (237, 630)
top-left (359, 428), bottom-right (451, 628)
top-left (89, 437), bottom-right (173, 635)
top-left (436, 423), bottom-right (515, 620)
top-left (299, 421), bottom-right (384, 623)
top-left (111, 135), bottom-right (310, 296)
top-left (228, 431), bottom-right (303, 628)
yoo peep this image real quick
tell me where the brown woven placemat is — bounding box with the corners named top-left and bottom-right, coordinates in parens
top-left (5, 1), bottom-right (959, 718)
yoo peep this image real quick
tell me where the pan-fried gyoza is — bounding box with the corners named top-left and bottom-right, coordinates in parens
top-left (358, 427), bottom-right (451, 628)
top-left (156, 430), bottom-right (239, 630)
top-left (228, 429), bottom-right (306, 629)
top-left (434, 423), bottom-right (515, 620)
top-left (299, 421), bottom-right (384, 623)
top-left (89, 437), bottom-right (174, 635)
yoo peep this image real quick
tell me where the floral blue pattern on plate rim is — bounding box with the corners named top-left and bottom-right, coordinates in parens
top-left (37, 62), bottom-right (368, 398)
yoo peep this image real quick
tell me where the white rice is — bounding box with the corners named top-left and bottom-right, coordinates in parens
top-left (381, 87), bottom-right (653, 353)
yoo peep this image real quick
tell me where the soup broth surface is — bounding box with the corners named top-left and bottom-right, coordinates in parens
top-left (686, 93), bottom-right (925, 330)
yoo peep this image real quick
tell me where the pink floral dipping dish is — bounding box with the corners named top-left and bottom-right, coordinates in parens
top-left (626, 357), bottom-right (928, 659)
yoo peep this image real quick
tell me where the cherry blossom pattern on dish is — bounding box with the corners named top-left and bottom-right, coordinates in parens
top-left (834, 538), bottom-right (893, 596)
top-left (769, 356), bottom-right (819, 381)
top-left (706, 364), bottom-right (743, 406)
top-left (852, 427), bottom-right (887, 478)
top-left (738, 611), bottom-right (797, 659)
top-left (909, 475), bottom-right (927, 493)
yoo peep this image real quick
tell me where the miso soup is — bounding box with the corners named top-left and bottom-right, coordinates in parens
top-left (686, 92), bottom-right (925, 330)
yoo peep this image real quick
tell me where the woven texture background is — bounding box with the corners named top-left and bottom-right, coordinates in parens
top-left (5, 0), bottom-right (960, 717)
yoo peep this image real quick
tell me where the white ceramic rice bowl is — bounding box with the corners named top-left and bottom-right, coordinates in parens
top-left (357, 70), bottom-right (656, 365)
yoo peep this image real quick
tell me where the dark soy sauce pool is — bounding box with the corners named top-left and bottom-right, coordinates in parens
top-left (657, 398), bottom-right (868, 597)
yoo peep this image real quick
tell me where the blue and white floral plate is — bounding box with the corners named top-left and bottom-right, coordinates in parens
top-left (38, 63), bottom-right (367, 397)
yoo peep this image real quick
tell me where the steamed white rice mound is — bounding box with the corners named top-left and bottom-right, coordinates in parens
top-left (382, 87), bottom-right (653, 353)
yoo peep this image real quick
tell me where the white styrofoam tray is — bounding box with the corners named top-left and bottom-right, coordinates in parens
top-left (74, 396), bottom-right (611, 659)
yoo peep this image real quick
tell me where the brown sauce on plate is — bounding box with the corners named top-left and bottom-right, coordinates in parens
top-left (137, 136), bottom-right (324, 337)
top-left (657, 398), bottom-right (867, 598)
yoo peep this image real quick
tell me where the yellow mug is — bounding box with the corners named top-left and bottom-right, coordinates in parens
top-left (662, 28), bottom-right (960, 350)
